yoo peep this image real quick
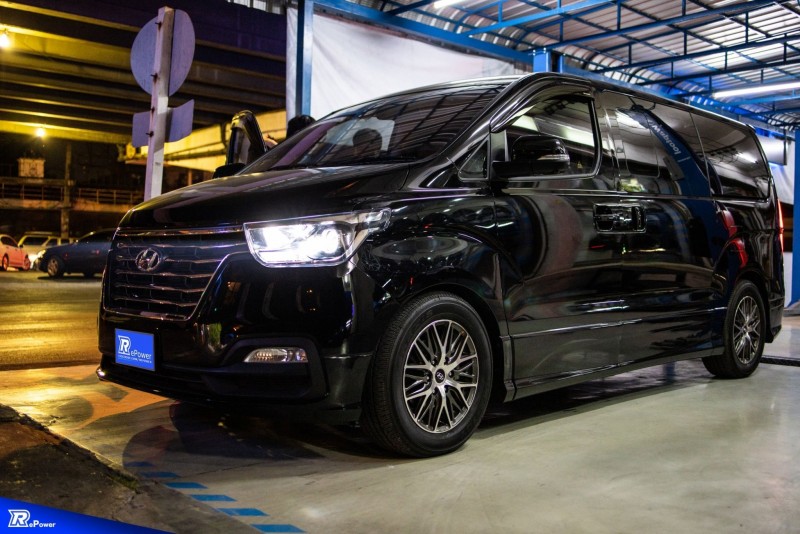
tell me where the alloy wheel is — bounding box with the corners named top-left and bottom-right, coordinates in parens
top-left (403, 319), bottom-right (479, 433)
top-left (733, 295), bottom-right (761, 365)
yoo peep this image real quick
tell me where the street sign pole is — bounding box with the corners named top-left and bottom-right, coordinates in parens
top-left (131, 7), bottom-right (195, 200)
top-left (144, 7), bottom-right (175, 201)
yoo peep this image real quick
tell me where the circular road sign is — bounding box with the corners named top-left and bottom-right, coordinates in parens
top-left (131, 9), bottom-right (195, 96)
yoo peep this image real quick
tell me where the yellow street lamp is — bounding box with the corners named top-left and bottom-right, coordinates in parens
top-left (0, 29), bottom-right (11, 49)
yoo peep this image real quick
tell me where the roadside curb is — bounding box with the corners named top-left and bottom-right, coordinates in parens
top-left (0, 403), bottom-right (258, 533)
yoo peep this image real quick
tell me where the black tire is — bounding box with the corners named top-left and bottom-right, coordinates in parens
top-left (703, 280), bottom-right (766, 378)
top-left (360, 292), bottom-right (493, 457)
top-left (46, 256), bottom-right (64, 278)
top-left (0, 255), bottom-right (8, 271)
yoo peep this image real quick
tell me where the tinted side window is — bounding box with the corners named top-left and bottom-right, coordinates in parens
top-left (691, 113), bottom-right (770, 199)
top-left (600, 92), bottom-right (710, 196)
top-left (503, 94), bottom-right (598, 176)
top-left (649, 102), bottom-right (712, 197)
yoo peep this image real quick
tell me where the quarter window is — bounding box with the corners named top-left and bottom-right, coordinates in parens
top-left (691, 113), bottom-right (770, 199)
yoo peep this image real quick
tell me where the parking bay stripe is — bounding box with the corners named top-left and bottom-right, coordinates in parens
top-left (129, 466), bottom-right (302, 530)
top-left (165, 482), bottom-right (207, 489)
top-left (190, 494), bottom-right (237, 502)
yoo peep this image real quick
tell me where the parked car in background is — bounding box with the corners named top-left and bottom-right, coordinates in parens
top-left (18, 233), bottom-right (74, 268)
top-left (0, 234), bottom-right (31, 271)
top-left (39, 229), bottom-right (115, 278)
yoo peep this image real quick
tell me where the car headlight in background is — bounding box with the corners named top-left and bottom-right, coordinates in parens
top-left (244, 209), bottom-right (390, 268)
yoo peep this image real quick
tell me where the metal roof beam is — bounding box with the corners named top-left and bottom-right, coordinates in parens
top-left (462, 0), bottom-right (618, 37)
top-left (314, 0), bottom-right (532, 63)
top-left (381, 0), bottom-right (530, 49)
top-left (547, 0), bottom-right (777, 49)
top-left (637, 57), bottom-right (800, 86)
top-left (389, 0), bottom-right (436, 16)
top-left (618, 0), bottom-right (799, 92)
top-left (596, 34), bottom-right (800, 73)
top-left (738, 107), bottom-right (800, 118)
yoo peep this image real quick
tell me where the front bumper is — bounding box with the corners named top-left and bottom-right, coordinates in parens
top-left (96, 349), bottom-right (372, 424)
top-left (98, 251), bottom-right (389, 423)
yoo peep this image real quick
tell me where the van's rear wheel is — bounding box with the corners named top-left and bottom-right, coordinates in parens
top-left (361, 292), bottom-right (493, 457)
top-left (703, 280), bottom-right (765, 378)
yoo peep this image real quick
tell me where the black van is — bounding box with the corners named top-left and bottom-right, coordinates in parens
top-left (97, 73), bottom-right (784, 457)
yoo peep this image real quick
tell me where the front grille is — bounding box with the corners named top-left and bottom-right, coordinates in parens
top-left (106, 228), bottom-right (249, 320)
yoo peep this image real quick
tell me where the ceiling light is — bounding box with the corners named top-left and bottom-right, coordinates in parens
top-left (35, 126), bottom-right (46, 138)
top-left (433, 0), bottom-right (468, 8)
top-left (713, 81), bottom-right (800, 99)
top-left (0, 29), bottom-right (10, 49)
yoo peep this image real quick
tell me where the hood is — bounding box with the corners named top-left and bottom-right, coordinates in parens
top-left (121, 163), bottom-right (409, 229)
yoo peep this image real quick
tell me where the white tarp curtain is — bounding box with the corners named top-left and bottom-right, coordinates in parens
top-left (771, 163), bottom-right (793, 205)
top-left (286, 8), bottom-right (524, 121)
top-left (760, 135), bottom-right (794, 205)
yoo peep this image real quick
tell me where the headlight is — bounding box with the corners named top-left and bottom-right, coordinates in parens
top-left (244, 209), bottom-right (390, 268)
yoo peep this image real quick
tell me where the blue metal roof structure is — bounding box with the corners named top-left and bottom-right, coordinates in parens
top-left (287, 0), bottom-right (800, 132)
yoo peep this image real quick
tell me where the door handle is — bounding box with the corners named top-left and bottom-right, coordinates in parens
top-left (594, 204), bottom-right (646, 233)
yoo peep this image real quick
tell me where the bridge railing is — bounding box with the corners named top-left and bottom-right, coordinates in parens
top-left (0, 178), bottom-right (142, 210)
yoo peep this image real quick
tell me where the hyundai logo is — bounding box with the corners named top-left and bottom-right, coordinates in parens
top-left (135, 248), bottom-right (163, 272)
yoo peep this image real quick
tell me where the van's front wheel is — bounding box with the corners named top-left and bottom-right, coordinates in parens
top-left (703, 280), bottom-right (765, 378)
top-left (361, 292), bottom-right (493, 457)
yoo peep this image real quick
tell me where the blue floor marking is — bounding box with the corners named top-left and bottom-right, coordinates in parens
top-left (191, 494), bottom-right (236, 502)
top-left (124, 461), bottom-right (154, 468)
top-left (125, 457), bottom-right (303, 531)
top-left (218, 508), bottom-right (268, 517)
top-left (253, 526), bottom-right (305, 533)
top-left (165, 482), bottom-right (207, 489)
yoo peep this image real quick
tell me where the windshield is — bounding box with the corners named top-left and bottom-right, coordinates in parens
top-left (248, 83), bottom-right (506, 172)
top-left (20, 236), bottom-right (49, 246)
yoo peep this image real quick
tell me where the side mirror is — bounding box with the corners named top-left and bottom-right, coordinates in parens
top-left (212, 162), bottom-right (246, 179)
top-left (493, 135), bottom-right (571, 179)
top-left (218, 110), bottom-right (267, 178)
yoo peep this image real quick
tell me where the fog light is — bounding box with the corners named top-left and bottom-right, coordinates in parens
top-left (244, 347), bottom-right (308, 363)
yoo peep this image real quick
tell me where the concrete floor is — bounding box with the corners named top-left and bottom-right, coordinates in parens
top-left (0, 320), bottom-right (798, 533)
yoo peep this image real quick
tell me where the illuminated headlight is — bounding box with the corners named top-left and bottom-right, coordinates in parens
top-left (244, 209), bottom-right (390, 268)
top-left (244, 347), bottom-right (308, 363)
